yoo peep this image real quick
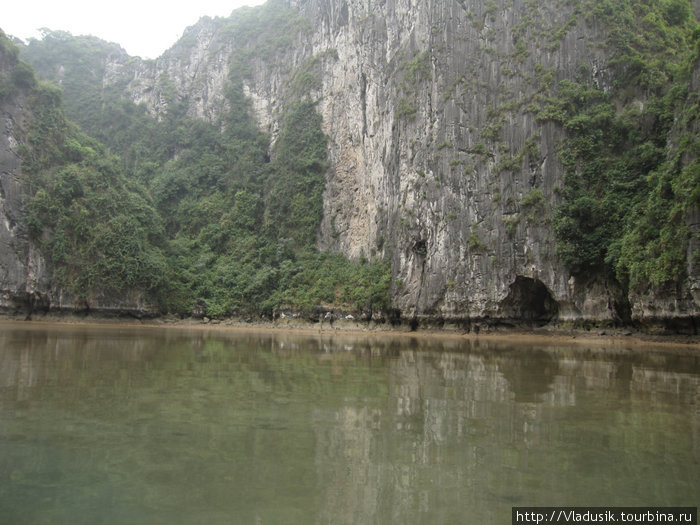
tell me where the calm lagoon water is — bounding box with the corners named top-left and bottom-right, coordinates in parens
top-left (0, 321), bottom-right (698, 524)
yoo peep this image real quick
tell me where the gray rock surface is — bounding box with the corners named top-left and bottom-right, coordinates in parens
top-left (3, 0), bottom-right (698, 328)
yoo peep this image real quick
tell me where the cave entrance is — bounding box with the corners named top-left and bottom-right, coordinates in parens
top-left (500, 276), bottom-right (559, 325)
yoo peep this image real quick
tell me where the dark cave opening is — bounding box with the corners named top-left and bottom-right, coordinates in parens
top-left (500, 276), bottom-right (559, 325)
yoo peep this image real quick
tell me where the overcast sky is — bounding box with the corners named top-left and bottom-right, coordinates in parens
top-left (3, 0), bottom-right (267, 59)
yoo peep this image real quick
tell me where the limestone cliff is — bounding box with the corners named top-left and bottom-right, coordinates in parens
top-left (1, 34), bottom-right (160, 317)
top-left (5, 0), bottom-right (700, 329)
top-left (0, 38), bottom-right (50, 314)
top-left (108, 0), bottom-right (695, 327)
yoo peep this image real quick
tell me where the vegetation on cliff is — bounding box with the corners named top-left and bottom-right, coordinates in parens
top-left (3, 20), bottom-right (392, 318)
top-left (2, 31), bottom-right (167, 299)
top-left (3, 0), bottom-right (698, 321)
top-left (545, 0), bottom-right (698, 292)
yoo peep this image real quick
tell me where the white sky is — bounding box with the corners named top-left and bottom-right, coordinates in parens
top-left (3, 0), bottom-right (267, 59)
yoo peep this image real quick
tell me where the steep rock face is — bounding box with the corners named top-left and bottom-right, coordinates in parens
top-left (108, 22), bottom-right (233, 124)
top-left (234, 0), bottom-right (631, 324)
top-left (0, 41), bottom-right (158, 318)
top-left (0, 88), bottom-right (157, 316)
top-left (9, 1), bottom-right (700, 327)
top-left (303, 0), bottom-right (604, 322)
top-left (90, 0), bottom-right (697, 326)
top-left (97, 0), bottom-right (620, 320)
top-left (627, 57), bottom-right (700, 330)
top-left (0, 59), bottom-right (50, 314)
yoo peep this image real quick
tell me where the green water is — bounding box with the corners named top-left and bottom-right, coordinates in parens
top-left (0, 322), bottom-right (698, 524)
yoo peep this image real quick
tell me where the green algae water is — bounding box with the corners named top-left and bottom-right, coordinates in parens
top-left (0, 322), bottom-right (698, 524)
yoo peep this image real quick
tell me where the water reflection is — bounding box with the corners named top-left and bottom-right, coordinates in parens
top-left (0, 322), bottom-right (698, 524)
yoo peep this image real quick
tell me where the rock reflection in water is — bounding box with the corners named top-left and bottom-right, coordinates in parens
top-left (0, 322), bottom-right (698, 525)
top-left (312, 341), bottom-right (700, 524)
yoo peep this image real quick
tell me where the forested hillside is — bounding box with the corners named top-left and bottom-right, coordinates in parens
top-left (1, 28), bottom-right (391, 320)
top-left (1, 0), bottom-right (699, 330)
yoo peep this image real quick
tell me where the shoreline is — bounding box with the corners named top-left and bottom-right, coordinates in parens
top-left (2, 313), bottom-right (698, 353)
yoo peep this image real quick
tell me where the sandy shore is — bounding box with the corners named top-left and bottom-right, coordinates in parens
top-left (2, 314), bottom-right (698, 354)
